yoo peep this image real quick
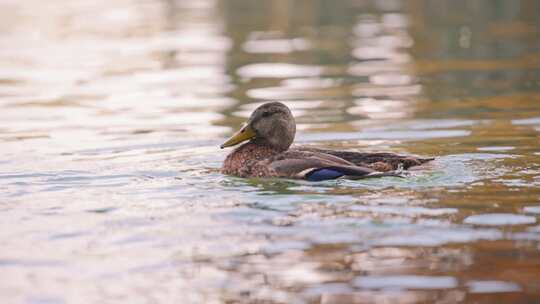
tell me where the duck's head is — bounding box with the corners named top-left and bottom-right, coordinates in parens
top-left (221, 102), bottom-right (296, 151)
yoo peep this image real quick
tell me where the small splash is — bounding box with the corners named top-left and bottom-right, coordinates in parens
top-left (395, 162), bottom-right (405, 174)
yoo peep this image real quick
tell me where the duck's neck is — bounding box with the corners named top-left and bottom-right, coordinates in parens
top-left (251, 138), bottom-right (290, 152)
top-left (235, 141), bottom-right (282, 159)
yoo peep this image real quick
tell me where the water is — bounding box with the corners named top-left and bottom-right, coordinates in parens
top-left (1, 0), bottom-right (540, 303)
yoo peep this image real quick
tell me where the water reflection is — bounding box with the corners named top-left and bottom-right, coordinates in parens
top-left (1, 0), bottom-right (540, 303)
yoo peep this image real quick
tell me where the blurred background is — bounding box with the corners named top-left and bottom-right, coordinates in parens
top-left (1, 0), bottom-right (540, 303)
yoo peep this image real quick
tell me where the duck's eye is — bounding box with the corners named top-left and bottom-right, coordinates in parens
top-left (261, 111), bottom-right (272, 118)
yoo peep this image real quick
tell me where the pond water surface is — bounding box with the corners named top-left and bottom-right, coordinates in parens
top-left (1, 0), bottom-right (540, 303)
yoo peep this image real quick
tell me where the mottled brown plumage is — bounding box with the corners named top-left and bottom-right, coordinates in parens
top-left (221, 102), bottom-right (433, 180)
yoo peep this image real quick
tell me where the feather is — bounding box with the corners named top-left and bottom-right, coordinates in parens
top-left (305, 168), bottom-right (344, 181)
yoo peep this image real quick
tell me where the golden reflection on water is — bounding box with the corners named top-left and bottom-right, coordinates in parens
top-left (1, 0), bottom-right (540, 303)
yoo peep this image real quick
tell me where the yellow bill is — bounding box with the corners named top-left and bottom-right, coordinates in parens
top-left (220, 123), bottom-right (256, 148)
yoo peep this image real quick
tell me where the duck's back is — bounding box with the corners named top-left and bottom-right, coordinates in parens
top-left (296, 147), bottom-right (433, 171)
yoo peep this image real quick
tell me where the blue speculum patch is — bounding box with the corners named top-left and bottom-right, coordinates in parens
top-left (305, 168), bottom-right (344, 181)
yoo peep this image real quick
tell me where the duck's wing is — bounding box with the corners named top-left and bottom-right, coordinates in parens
top-left (296, 147), bottom-right (433, 171)
top-left (267, 150), bottom-right (401, 181)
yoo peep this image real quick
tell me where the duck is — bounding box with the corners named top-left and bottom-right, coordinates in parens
top-left (220, 102), bottom-right (433, 181)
